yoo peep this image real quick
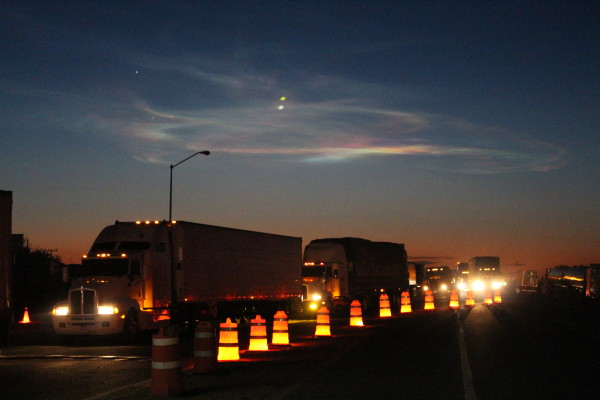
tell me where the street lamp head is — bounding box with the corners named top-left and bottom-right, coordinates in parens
top-left (199, 150), bottom-right (210, 156)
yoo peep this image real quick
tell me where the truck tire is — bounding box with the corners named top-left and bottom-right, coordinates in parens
top-left (122, 310), bottom-right (139, 343)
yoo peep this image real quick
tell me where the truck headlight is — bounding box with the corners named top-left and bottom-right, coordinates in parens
top-left (472, 280), bottom-right (485, 292)
top-left (492, 281), bottom-right (502, 290)
top-left (53, 306), bottom-right (68, 316)
top-left (98, 305), bottom-right (119, 315)
top-left (311, 294), bottom-right (322, 301)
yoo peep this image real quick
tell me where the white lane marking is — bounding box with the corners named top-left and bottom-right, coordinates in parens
top-left (457, 311), bottom-right (478, 400)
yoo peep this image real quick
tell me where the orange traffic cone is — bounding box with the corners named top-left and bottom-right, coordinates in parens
top-left (379, 293), bottom-right (392, 317)
top-left (248, 315), bottom-right (269, 351)
top-left (349, 300), bottom-right (364, 326)
top-left (424, 290), bottom-right (435, 311)
top-left (400, 291), bottom-right (412, 313)
top-left (493, 289), bottom-right (502, 304)
top-left (217, 318), bottom-right (240, 361)
top-left (272, 311), bottom-right (290, 345)
top-left (465, 290), bottom-right (475, 308)
top-left (19, 307), bottom-right (32, 324)
top-left (449, 290), bottom-right (459, 309)
top-left (315, 306), bottom-right (331, 336)
top-left (484, 290), bottom-right (493, 305)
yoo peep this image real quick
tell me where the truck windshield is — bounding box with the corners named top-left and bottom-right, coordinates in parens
top-left (302, 266), bottom-right (326, 278)
top-left (72, 258), bottom-right (130, 278)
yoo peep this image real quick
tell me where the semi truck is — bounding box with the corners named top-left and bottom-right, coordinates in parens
top-left (52, 220), bottom-right (303, 338)
top-left (302, 238), bottom-right (408, 314)
top-left (509, 269), bottom-right (539, 294)
top-left (466, 256), bottom-right (503, 293)
top-left (544, 264), bottom-right (600, 300)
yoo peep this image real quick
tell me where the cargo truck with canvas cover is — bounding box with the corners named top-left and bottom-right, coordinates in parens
top-left (52, 220), bottom-right (302, 337)
top-left (302, 238), bottom-right (408, 314)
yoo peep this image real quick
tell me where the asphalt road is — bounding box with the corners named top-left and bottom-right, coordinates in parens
top-left (1, 294), bottom-right (599, 399)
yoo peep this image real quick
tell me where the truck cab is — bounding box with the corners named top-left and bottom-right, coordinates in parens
top-left (52, 221), bottom-right (167, 337)
top-left (302, 242), bottom-right (348, 312)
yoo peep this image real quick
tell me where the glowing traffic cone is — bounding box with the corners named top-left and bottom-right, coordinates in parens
top-left (400, 291), bottom-right (412, 313)
top-left (493, 289), bottom-right (502, 304)
top-left (424, 290), bottom-right (435, 311)
top-left (19, 307), bottom-right (31, 324)
top-left (217, 318), bottom-right (240, 361)
top-left (248, 315), bottom-right (269, 351)
top-left (349, 300), bottom-right (364, 326)
top-left (449, 290), bottom-right (460, 309)
top-left (315, 306), bottom-right (331, 336)
top-left (379, 293), bottom-right (392, 317)
top-left (484, 290), bottom-right (493, 305)
top-left (465, 290), bottom-right (475, 308)
top-left (271, 311), bottom-right (290, 345)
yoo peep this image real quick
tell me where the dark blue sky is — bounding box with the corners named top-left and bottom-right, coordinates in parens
top-left (1, 1), bottom-right (599, 268)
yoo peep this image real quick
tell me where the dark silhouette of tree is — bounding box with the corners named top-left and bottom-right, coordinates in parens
top-left (12, 245), bottom-right (68, 314)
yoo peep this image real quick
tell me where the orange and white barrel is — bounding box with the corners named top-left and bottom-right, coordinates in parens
top-left (379, 293), bottom-right (392, 317)
top-left (349, 300), bottom-right (364, 326)
top-left (400, 291), bottom-right (412, 313)
top-left (271, 311), bottom-right (290, 345)
top-left (151, 327), bottom-right (182, 396)
top-left (193, 321), bottom-right (217, 373)
top-left (248, 315), bottom-right (269, 351)
top-left (424, 290), bottom-right (435, 311)
top-left (315, 306), bottom-right (331, 336)
top-left (217, 318), bottom-right (240, 361)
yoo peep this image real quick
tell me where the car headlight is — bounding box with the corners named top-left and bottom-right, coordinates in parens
top-left (98, 305), bottom-right (119, 315)
top-left (472, 280), bottom-right (485, 291)
top-left (309, 303), bottom-right (318, 310)
top-left (53, 306), bottom-right (68, 316)
top-left (311, 294), bottom-right (322, 301)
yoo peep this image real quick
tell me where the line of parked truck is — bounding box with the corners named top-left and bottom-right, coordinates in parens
top-left (51, 219), bottom-right (598, 339)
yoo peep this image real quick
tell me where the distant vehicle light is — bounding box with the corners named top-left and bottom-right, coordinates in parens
top-left (423, 285), bottom-right (429, 292)
top-left (98, 305), bottom-right (119, 315)
top-left (457, 282), bottom-right (466, 290)
top-left (309, 303), bottom-right (318, 310)
top-left (472, 280), bottom-right (485, 292)
top-left (492, 281), bottom-right (502, 289)
top-left (440, 284), bottom-right (448, 291)
top-left (312, 294), bottom-right (322, 301)
top-left (53, 306), bottom-right (68, 316)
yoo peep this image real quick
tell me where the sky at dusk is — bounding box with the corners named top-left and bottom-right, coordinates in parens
top-left (1, 1), bottom-right (599, 271)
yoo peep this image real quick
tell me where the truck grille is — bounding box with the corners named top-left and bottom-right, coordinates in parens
top-left (69, 288), bottom-right (96, 314)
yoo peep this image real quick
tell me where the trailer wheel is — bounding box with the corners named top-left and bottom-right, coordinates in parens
top-left (122, 310), bottom-right (139, 343)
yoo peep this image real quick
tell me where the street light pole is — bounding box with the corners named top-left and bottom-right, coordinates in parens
top-left (169, 150), bottom-right (210, 221)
